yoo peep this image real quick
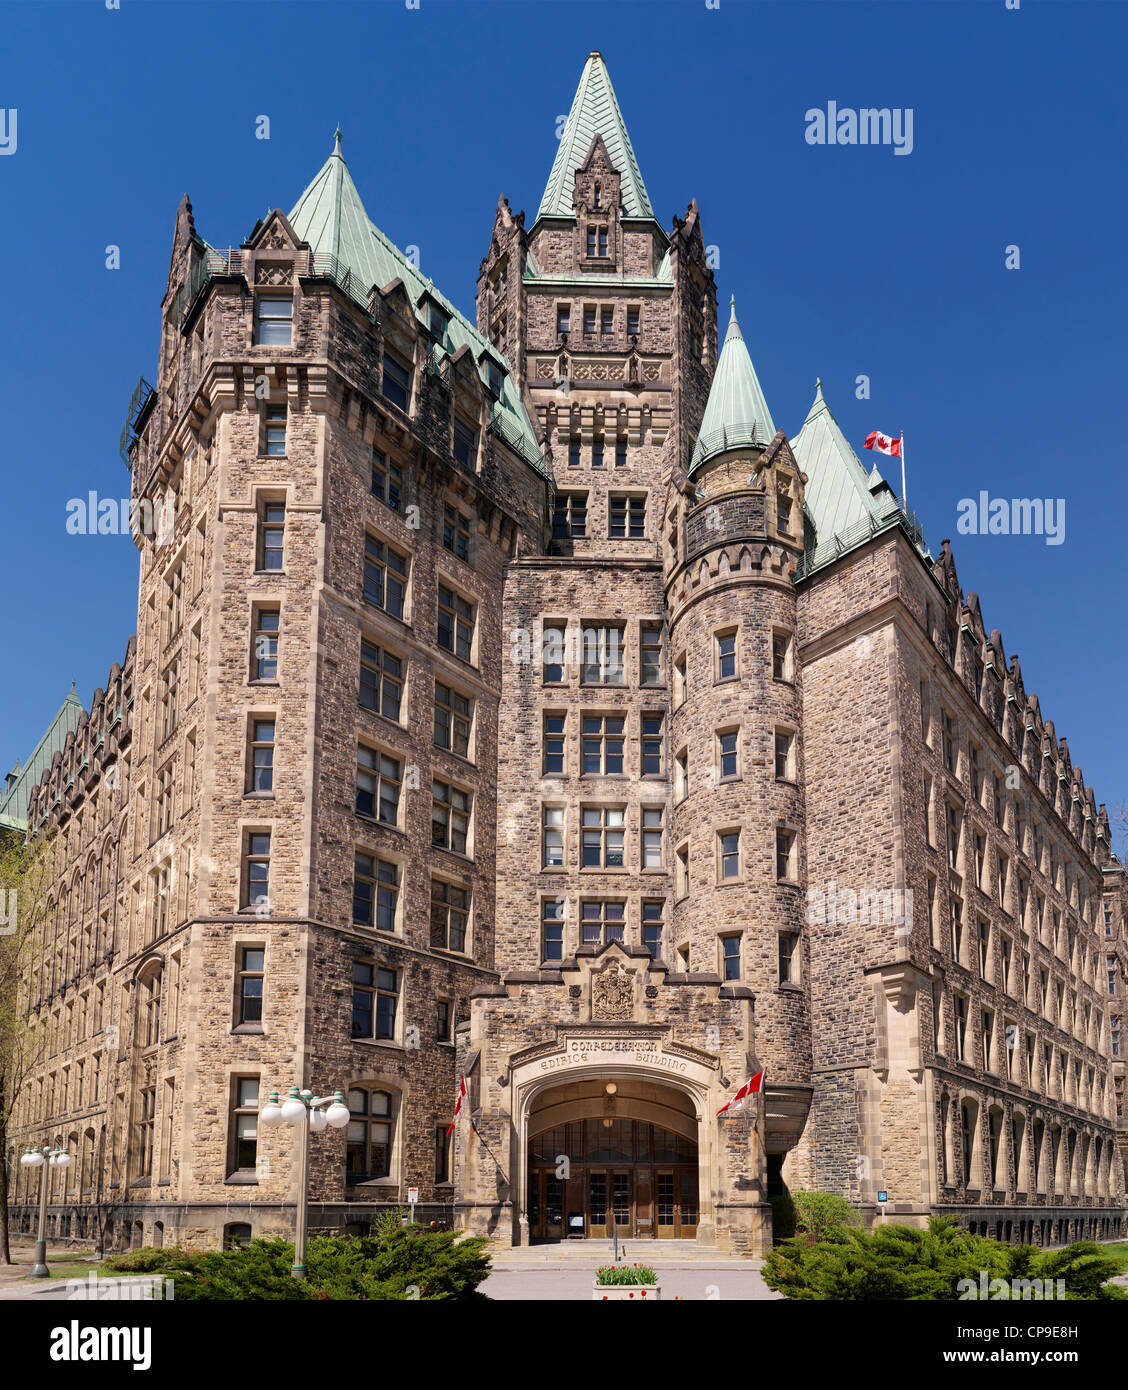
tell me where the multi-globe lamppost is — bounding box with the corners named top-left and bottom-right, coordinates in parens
top-left (259, 1086), bottom-right (349, 1279)
top-left (19, 1144), bottom-right (72, 1278)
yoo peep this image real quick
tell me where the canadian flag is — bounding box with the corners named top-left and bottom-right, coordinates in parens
top-left (864, 430), bottom-right (901, 458)
top-left (445, 1073), bottom-right (467, 1137)
top-left (717, 1069), bottom-right (765, 1115)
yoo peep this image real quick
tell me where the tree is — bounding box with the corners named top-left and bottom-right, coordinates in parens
top-left (0, 829), bottom-right (52, 1263)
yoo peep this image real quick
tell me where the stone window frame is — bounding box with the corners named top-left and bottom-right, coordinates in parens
top-left (770, 627), bottom-right (795, 684)
top-left (555, 301), bottom-right (571, 337)
top-left (358, 634), bottom-right (406, 726)
top-left (540, 894), bottom-right (566, 962)
top-left (777, 930), bottom-right (801, 988)
top-left (773, 726), bottom-right (797, 784)
top-left (362, 528), bottom-right (411, 624)
top-left (675, 842), bottom-right (690, 901)
top-left (255, 489), bottom-right (288, 572)
top-left (981, 1005), bottom-right (997, 1073)
top-left (713, 626), bottom-right (739, 684)
top-left (244, 711), bottom-right (276, 798)
top-left (640, 711), bottom-right (665, 779)
top-left (775, 824), bottom-right (799, 884)
top-left (579, 622), bottom-right (626, 687)
top-left (252, 290), bottom-right (294, 348)
top-left (352, 849), bottom-right (402, 934)
top-left (552, 490), bottom-right (589, 541)
top-left (672, 650), bottom-right (687, 707)
top-left (430, 875), bottom-right (472, 956)
top-left (640, 804), bottom-right (665, 872)
top-left (231, 938), bottom-right (266, 1034)
top-left (641, 899), bottom-right (664, 958)
top-left (718, 933), bottom-right (742, 982)
top-left (541, 709), bottom-right (567, 776)
top-left (344, 1081), bottom-right (401, 1190)
top-left (715, 726), bottom-right (741, 784)
top-left (226, 1073), bottom-right (261, 1182)
top-left (639, 622), bottom-right (664, 687)
top-left (578, 897), bottom-right (626, 947)
top-left (442, 501), bottom-right (473, 563)
top-left (959, 1094), bottom-right (981, 1191)
top-left (431, 775), bottom-right (473, 859)
top-left (608, 490), bottom-right (647, 541)
top-left (674, 746), bottom-right (689, 803)
top-left (350, 961), bottom-right (401, 1046)
top-left (579, 711), bottom-right (626, 777)
top-left (716, 828), bottom-right (742, 886)
top-left (579, 803), bottom-right (627, 872)
top-left (249, 601), bottom-right (282, 684)
top-left (238, 825), bottom-right (272, 913)
top-left (355, 740), bottom-right (405, 829)
top-left (434, 677), bottom-right (475, 763)
top-left (541, 804), bottom-right (566, 871)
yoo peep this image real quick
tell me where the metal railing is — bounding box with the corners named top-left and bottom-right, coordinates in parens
top-left (794, 504), bottom-right (927, 581)
top-left (488, 405), bottom-right (547, 473)
top-left (118, 376), bottom-right (155, 465)
top-left (692, 419), bottom-right (769, 466)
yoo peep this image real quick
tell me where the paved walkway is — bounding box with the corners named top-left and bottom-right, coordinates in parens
top-left (482, 1260), bottom-right (781, 1300)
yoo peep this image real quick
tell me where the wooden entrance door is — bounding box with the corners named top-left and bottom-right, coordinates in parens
top-left (587, 1169), bottom-right (632, 1237)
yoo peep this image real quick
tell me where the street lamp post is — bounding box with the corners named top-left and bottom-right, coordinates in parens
top-left (259, 1086), bottom-right (349, 1279)
top-left (19, 1144), bottom-right (72, 1279)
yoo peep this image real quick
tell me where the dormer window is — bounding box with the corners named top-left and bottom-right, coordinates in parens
top-left (586, 226), bottom-right (608, 259)
top-left (627, 305), bottom-right (640, 337)
top-left (484, 358), bottom-right (505, 399)
top-left (426, 302), bottom-right (449, 343)
top-left (593, 182), bottom-right (601, 210)
top-left (583, 306), bottom-right (596, 337)
top-left (453, 416), bottom-right (478, 471)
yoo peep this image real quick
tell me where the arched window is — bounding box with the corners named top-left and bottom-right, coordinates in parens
top-left (346, 1088), bottom-right (395, 1184)
top-left (960, 1099), bottom-right (979, 1187)
top-left (223, 1222), bottom-right (252, 1250)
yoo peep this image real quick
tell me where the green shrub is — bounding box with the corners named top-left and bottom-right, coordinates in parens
top-left (109, 1229), bottom-right (491, 1301)
top-left (595, 1263), bottom-right (658, 1286)
top-left (791, 1190), bottom-right (858, 1242)
top-left (762, 1216), bottom-right (1128, 1301)
top-left (770, 1193), bottom-right (796, 1243)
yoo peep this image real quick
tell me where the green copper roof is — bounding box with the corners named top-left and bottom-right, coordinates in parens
top-left (689, 298), bottom-right (776, 473)
top-left (288, 136), bottom-right (546, 477)
top-left (537, 52), bottom-right (655, 223)
top-left (791, 380), bottom-right (899, 541)
top-left (0, 684), bottom-right (85, 829)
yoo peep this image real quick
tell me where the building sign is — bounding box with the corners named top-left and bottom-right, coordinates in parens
top-left (537, 1038), bottom-right (689, 1076)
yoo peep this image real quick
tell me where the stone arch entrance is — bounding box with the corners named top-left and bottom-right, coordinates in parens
top-left (521, 1074), bottom-right (707, 1242)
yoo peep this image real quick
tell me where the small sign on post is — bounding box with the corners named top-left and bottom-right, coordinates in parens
top-left (877, 1190), bottom-right (888, 1220)
top-left (408, 1186), bottom-right (419, 1223)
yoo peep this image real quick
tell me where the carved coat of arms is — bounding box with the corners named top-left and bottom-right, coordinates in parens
top-left (592, 960), bottom-right (634, 1021)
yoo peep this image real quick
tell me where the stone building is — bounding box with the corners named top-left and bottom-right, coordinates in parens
top-left (7, 53), bottom-right (1124, 1255)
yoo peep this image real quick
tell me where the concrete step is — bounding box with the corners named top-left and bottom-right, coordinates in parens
top-left (486, 1238), bottom-right (758, 1264)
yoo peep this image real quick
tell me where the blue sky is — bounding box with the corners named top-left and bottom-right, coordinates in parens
top-left (1, 0), bottom-right (1125, 836)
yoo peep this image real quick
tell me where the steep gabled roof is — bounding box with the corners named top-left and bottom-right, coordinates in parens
top-left (0, 684), bottom-right (85, 829)
top-left (689, 297), bottom-right (776, 473)
top-left (791, 380), bottom-right (896, 540)
top-left (536, 52), bottom-right (655, 223)
top-left (288, 134), bottom-right (546, 477)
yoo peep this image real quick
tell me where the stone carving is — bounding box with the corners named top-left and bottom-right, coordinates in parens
top-left (592, 960), bottom-right (633, 1021)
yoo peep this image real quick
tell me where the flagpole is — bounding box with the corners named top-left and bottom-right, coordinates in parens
top-left (900, 431), bottom-right (907, 508)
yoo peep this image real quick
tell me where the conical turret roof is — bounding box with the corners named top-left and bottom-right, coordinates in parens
top-left (689, 297), bottom-right (776, 473)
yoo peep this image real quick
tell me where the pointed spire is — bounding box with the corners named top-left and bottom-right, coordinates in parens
top-left (333, 127), bottom-right (343, 154)
top-left (537, 52), bottom-right (654, 222)
top-left (689, 295), bottom-right (776, 473)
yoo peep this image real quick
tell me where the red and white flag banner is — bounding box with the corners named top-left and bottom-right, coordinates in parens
top-left (717, 1069), bottom-right (764, 1115)
top-left (864, 430), bottom-right (901, 458)
top-left (446, 1073), bottom-right (467, 1137)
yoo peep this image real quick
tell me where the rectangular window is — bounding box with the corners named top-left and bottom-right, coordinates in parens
top-left (382, 352), bottom-right (411, 411)
top-left (453, 416), bottom-right (478, 470)
top-left (242, 833), bottom-right (270, 910)
top-left (371, 451), bottom-right (402, 511)
top-left (776, 828), bottom-right (797, 881)
top-left (249, 719), bottom-right (275, 793)
top-left (568, 436), bottom-right (581, 468)
top-left (430, 880), bottom-right (470, 953)
top-left (642, 900), bottom-right (664, 957)
top-left (352, 853), bottom-right (399, 931)
top-left (718, 729), bottom-right (739, 780)
top-left (946, 803), bottom-right (961, 871)
top-left (255, 296), bottom-right (292, 347)
top-left (581, 626), bottom-right (625, 684)
top-left (359, 640), bottom-right (403, 721)
top-left (583, 304), bottom-right (597, 335)
top-left (230, 1077), bottom-right (259, 1173)
top-left (352, 963), bottom-right (398, 1040)
top-left (639, 625), bottom-right (662, 685)
top-left (591, 436), bottom-right (604, 469)
top-left (721, 935), bottom-right (741, 982)
top-left (160, 662), bottom-right (179, 741)
top-left (581, 806), bottom-right (625, 868)
top-left (719, 831), bottom-right (741, 881)
top-left (779, 932), bottom-right (799, 985)
top-left (581, 900), bottom-right (625, 945)
top-left (552, 493), bottom-right (588, 539)
top-left (615, 437), bottom-right (627, 467)
top-left (676, 845), bottom-right (690, 898)
top-left (252, 607), bottom-right (279, 681)
top-left (609, 494), bottom-right (646, 539)
top-left (263, 403), bottom-right (287, 457)
top-left (954, 995), bottom-right (968, 1061)
top-left (363, 536), bottom-right (408, 620)
top-left (641, 807), bottom-right (664, 869)
top-left (556, 304), bottom-right (571, 336)
top-left (237, 947), bottom-right (264, 1025)
top-left (626, 305), bottom-right (640, 337)
top-left (443, 504), bottom-right (471, 561)
top-left (436, 1000), bottom-right (451, 1042)
top-left (542, 625), bottom-right (565, 683)
top-left (435, 1126), bottom-right (452, 1183)
top-left (641, 714), bottom-right (664, 776)
top-left (259, 502), bottom-right (285, 570)
top-left (426, 301), bottom-right (449, 342)
top-left (950, 895), bottom-right (964, 961)
top-left (432, 779), bottom-right (471, 854)
top-left (434, 681), bottom-right (472, 757)
top-left (437, 584), bottom-right (475, 662)
top-left (600, 307), bottom-right (614, 337)
top-left (356, 746), bottom-right (401, 824)
top-left (543, 712), bottom-right (566, 774)
top-left (542, 806), bottom-right (565, 868)
top-left (716, 630), bottom-right (737, 680)
top-left (774, 729), bottom-right (795, 781)
top-left (941, 710), bottom-right (955, 773)
top-left (772, 630), bottom-right (793, 681)
top-left (542, 898), bottom-right (565, 960)
top-left (581, 714), bottom-right (625, 775)
top-left (920, 677), bottom-right (930, 742)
